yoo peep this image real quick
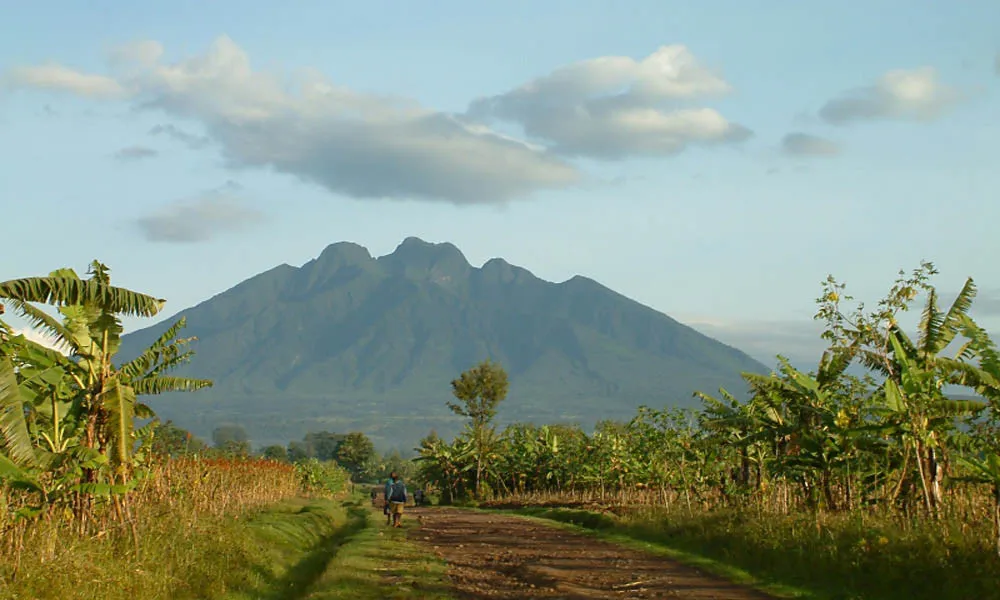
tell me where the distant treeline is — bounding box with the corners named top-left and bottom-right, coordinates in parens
top-left (150, 421), bottom-right (416, 482)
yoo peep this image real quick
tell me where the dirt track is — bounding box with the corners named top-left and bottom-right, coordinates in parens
top-left (408, 507), bottom-right (773, 599)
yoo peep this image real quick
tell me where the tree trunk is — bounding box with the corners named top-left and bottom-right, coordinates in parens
top-left (739, 447), bottom-right (750, 487)
top-left (891, 445), bottom-right (912, 504)
top-left (928, 445), bottom-right (944, 509)
top-left (475, 456), bottom-right (482, 499)
top-left (822, 470), bottom-right (837, 511)
top-left (914, 439), bottom-right (935, 516)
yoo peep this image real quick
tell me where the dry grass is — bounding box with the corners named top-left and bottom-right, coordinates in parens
top-left (0, 456), bottom-right (316, 598)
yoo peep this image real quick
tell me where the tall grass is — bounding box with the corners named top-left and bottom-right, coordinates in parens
top-left (0, 456), bottom-right (349, 599)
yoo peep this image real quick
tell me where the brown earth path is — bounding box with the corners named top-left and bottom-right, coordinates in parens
top-left (406, 507), bottom-right (774, 600)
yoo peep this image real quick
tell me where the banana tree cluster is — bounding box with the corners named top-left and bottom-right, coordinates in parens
top-left (0, 262), bottom-right (211, 520)
top-left (416, 262), bottom-right (1000, 551)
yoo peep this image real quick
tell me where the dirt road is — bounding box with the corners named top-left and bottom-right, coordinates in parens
top-left (408, 507), bottom-right (773, 599)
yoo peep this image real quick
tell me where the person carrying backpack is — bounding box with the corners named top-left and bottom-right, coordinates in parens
top-left (386, 472), bottom-right (407, 528)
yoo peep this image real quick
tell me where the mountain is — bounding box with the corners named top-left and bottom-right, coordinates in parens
top-left (119, 237), bottom-right (768, 449)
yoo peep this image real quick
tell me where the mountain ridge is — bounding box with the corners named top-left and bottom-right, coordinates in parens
top-left (120, 238), bottom-right (768, 449)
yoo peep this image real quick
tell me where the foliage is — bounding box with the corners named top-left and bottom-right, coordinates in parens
top-left (446, 359), bottom-right (509, 498)
top-left (262, 444), bottom-right (289, 461)
top-left (0, 262), bottom-right (211, 526)
top-left (335, 432), bottom-right (377, 481)
top-left (211, 424), bottom-right (248, 447)
top-left (420, 264), bottom-right (1000, 565)
top-left (147, 420), bottom-right (208, 457)
top-left (294, 458), bottom-right (352, 495)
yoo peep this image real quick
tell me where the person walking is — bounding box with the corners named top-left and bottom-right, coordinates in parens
top-left (386, 472), bottom-right (408, 528)
top-left (383, 475), bottom-right (393, 525)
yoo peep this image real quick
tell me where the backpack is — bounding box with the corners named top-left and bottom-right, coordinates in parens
top-left (388, 480), bottom-right (407, 503)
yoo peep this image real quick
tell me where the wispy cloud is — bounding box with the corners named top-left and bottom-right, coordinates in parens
top-left (149, 123), bottom-right (211, 150)
top-left (135, 183), bottom-right (263, 243)
top-left (686, 317), bottom-right (828, 368)
top-left (113, 145), bottom-right (158, 161)
top-left (819, 67), bottom-right (962, 124)
top-left (3, 63), bottom-right (125, 98)
top-left (781, 132), bottom-right (841, 157)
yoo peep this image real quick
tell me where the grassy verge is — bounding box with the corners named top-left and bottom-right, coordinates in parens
top-left (0, 497), bottom-right (353, 599)
top-left (2, 496), bottom-right (456, 600)
top-left (301, 505), bottom-right (455, 599)
top-left (496, 506), bottom-right (1000, 600)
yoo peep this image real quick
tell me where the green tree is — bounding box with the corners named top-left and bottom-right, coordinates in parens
top-left (219, 440), bottom-right (250, 457)
top-left (380, 448), bottom-right (417, 481)
top-left (816, 265), bottom-right (992, 513)
top-left (262, 444), bottom-right (288, 461)
top-left (149, 420), bottom-right (207, 457)
top-left (448, 359), bottom-right (509, 498)
top-left (212, 424), bottom-right (248, 448)
top-left (336, 431), bottom-right (376, 480)
top-left (287, 440), bottom-right (310, 462)
top-left (303, 430), bottom-right (345, 461)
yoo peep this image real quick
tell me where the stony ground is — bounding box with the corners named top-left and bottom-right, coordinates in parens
top-left (405, 507), bottom-right (774, 599)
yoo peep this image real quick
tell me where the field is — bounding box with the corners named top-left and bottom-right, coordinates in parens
top-left (2, 262), bottom-right (1000, 598)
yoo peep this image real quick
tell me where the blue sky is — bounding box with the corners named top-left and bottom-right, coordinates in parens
top-left (1, 0), bottom-right (998, 366)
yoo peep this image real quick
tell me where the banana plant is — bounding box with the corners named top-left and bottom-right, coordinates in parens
top-left (0, 262), bottom-right (212, 518)
top-left (882, 331), bottom-right (987, 514)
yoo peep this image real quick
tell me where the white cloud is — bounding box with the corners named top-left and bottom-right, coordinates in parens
top-left (819, 67), bottom-right (961, 124)
top-left (10, 327), bottom-right (71, 355)
top-left (4, 36), bottom-right (579, 204)
top-left (135, 185), bottom-right (264, 243)
top-left (781, 132), bottom-right (841, 157)
top-left (3, 63), bottom-right (126, 99)
top-left (468, 45), bottom-right (750, 158)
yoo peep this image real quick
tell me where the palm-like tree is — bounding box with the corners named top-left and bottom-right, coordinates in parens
top-left (0, 262), bottom-right (211, 504)
top-left (844, 280), bottom-right (992, 512)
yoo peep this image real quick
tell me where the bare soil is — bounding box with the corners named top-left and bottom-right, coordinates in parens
top-left (406, 507), bottom-right (774, 599)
